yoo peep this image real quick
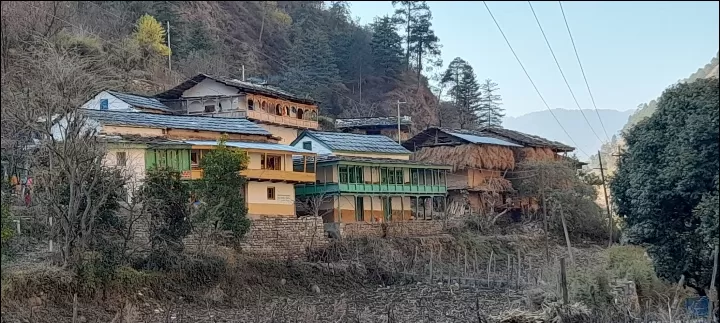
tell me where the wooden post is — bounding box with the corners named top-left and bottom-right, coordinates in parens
top-left (464, 247), bottom-right (468, 277)
top-left (507, 254), bottom-right (511, 287)
top-left (597, 151), bottom-right (613, 247)
top-left (487, 250), bottom-right (494, 287)
top-left (560, 258), bottom-right (569, 304)
top-left (709, 244), bottom-right (719, 322)
top-left (303, 155), bottom-right (307, 172)
top-left (558, 202), bottom-right (574, 265)
top-left (429, 248), bottom-right (434, 283)
top-left (401, 195), bottom-right (405, 220)
top-left (517, 248), bottom-right (521, 288)
top-left (370, 195), bottom-right (374, 223)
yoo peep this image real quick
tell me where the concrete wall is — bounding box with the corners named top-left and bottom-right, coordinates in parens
top-left (181, 78), bottom-right (240, 97)
top-left (291, 135), bottom-right (333, 155)
top-left (260, 124), bottom-right (299, 145)
top-left (81, 91), bottom-right (134, 111)
top-left (247, 181), bottom-right (295, 217)
top-left (103, 147), bottom-right (146, 201)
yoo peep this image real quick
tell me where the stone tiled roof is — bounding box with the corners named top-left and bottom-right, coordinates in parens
top-left (295, 130), bottom-right (411, 154)
top-left (154, 74), bottom-right (316, 105)
top-left (81, 109), bottom-right (272, 137)
top-left (335, 116), bottom-right (412, 129)
top-left (106, 90), bottom-right (172, 112)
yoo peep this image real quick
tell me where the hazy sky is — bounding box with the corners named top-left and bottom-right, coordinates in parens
top-left (346, 1), bottom-right (719, 117)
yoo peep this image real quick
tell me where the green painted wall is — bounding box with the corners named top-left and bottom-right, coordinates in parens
top-left (145, 149), bottom-right (191, 172)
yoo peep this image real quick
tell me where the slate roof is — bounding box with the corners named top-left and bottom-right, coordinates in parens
top-left (446, 131), bottom-right (523, 147)
top-left (293, 131), bottom-right (411, 155)
top-left (335, 116), bottom-right (412, 129)
top-left (476, 127), bottom-right (575, 152)
top-left (80, 109), bottom-right (272, 137)
top-left (292, 154), bottom-right (451, 168)
top-left (106, 90), bottom-right (172, 112)
top-left (183, 140), bottom-right (315, 154)
top-left (154, 74), bottom-right (317, 105)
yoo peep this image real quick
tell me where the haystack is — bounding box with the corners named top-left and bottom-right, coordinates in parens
top-left (516, 147), bottom-right (557, 162)
top-left (413, 145), bottom-right (515, 171)
top-left (470, 176), bottom-right (513, 192)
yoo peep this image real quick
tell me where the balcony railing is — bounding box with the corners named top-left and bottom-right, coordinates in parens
top-left (183, 168), bottom-right (315, 183)
top-left (246, 110), bottom-right (318, 129)
top-left (295, 182), bottom-right (447, 196)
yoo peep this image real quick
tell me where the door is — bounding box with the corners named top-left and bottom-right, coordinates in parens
top-left (382, 197), bottom-right (392, 221)
top-left (355, 196), bottom-right (364, 222)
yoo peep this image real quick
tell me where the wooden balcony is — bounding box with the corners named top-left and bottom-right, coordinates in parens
top-left (246, 110), bottom-right (318, 129)
top-left (295, 183), bottom-right (448, 196)
top-left (184, 168), bottom-right (315, 183)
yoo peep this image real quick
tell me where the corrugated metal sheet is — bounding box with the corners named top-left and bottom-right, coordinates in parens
top-left (106, 90), bottom-right (172, 112)
top-left (303, 131), bottom-right (411, 154)
top-left (448, 132), bottom-right (523, 147)
top-left (81, 109), bottom-right (271, 136)
top-left (183, 140), bottom-right (312, 154)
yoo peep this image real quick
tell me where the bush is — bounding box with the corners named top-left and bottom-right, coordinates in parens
top-left (605, 245), bottom-right (667, 304)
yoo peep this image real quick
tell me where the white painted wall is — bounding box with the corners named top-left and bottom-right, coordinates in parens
top-left (81, 91), bottom-right (136, 112)
top-left (291, 135), bottom-right (333, 155)
top-left (181, 79), bottom-right (240, 97)
top-left (50, 115), bottom-right (101, 141)
top-left (103, 148), bottom-right (146, 202)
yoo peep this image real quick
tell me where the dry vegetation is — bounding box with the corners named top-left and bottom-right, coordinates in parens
top-left (413, 145), bottom-right (516, 171)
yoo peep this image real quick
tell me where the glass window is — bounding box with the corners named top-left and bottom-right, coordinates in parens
top-left (339, 166), bottom-right (348, 183)
top-left (302, 141), bottom-right (312, 151)
top-left (262, 154), bottom-right (283, 170)
top-left (380, 167), bottom-right (388, 184)
top-left (247, 99), bottom-right (254, 110)
top-left (267, 187), bottom-right (276, 200)
top-left (411, 169), bottom-right (418, 185)
top-left (191, 150), bottom-right (200, 166)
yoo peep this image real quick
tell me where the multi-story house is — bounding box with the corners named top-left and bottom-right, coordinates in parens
top-left (335, 116), bottom-right (412, 143)
top-left (290, 131), bottom-right (451, 223)
top-left (52, 109), bottom-right (316, 217)
top-left (154, 74), bottom-right (320, 144)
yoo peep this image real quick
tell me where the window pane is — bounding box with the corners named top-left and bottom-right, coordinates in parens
top-left (339, 166), bottom-right (348, 183)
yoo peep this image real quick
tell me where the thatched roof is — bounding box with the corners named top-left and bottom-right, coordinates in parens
top-left (412, 144), bottom-right (515, 171)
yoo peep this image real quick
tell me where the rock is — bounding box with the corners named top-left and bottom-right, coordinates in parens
top-left (77, 315), bottom-right (87, 323)
top-left (311, 284), bottom-right (321, 294)
top-left (204, 285), bottom-right (226, 303)
top-left (280, 278), bottom-right (287, 285)
top-left (28, 296), bottom-right (42, 307)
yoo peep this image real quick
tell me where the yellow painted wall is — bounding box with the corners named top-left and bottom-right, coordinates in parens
top-left (321, 195), bottom-right (413, 223)
top-left (246, 151), bottom-right (294, 171)
top-left (246, 181), bottom-right (295, 217)
top-left (258, 124), bottom-right (299, 145)
top-left (334, 152), bottom-right (410, 160)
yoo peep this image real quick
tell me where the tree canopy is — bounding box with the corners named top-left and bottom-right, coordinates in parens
top-left (610, 77), bottom-right (719, 294)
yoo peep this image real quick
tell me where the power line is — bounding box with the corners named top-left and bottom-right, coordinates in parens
top-left (482, 1), bottom-right (590, 159)
top-left (558, 1), bottom-right (612, 143)
top-left (527, 1), bottom-right (606, 145)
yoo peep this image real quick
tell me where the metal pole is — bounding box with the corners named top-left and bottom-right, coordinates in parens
top-left (597, 150), bottom-right (613, 247)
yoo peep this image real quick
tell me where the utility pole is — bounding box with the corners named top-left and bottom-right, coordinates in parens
top-left (396, 100), bottom-right (407, 144)
top-left (596, 150), bottom-right (613, 247)
top-left (166, 21), bottom-right (172, 72)
top-left (241, 65), bottom-right (245, 82)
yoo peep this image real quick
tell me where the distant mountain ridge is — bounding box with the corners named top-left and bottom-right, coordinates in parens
top-left (502, 108), bottom-right (634, 160)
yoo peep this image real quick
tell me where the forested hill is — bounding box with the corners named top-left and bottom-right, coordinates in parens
top-left (1, 1), bottom-right (452, 131)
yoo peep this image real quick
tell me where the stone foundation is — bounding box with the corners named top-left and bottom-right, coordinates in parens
top-left (339, 220), bottom-right (445, 239)
top-left (239, 215), bottom-right (328, 258)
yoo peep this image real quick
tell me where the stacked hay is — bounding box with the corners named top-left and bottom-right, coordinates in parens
top-left (413, 145), bottom-right (515, 171)
top-left (516, 147), bottom-right (557, 162)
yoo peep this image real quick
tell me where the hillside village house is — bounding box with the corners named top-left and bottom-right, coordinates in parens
top-left (335, 116), bottom-right (412, 143)
top-left (403, 127), bottom-right (578, 216)
top-left (154, 74), bottom-right (320, 144)
top-left (51, 109), bottom-right (316, 217)
top-left (80, 90), bottom-right (174, 114)
top-left (290, 131), bottom-right (451, 223)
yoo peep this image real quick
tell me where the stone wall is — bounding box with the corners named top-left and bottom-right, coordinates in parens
top-left (339, 220), bottom-right (445, 239)
top-left (239, 215), bottom-right (328, 258)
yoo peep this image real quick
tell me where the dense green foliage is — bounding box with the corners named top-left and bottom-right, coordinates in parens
top-left (195, 138), bottom-right (251, 238)
top-left (441, 57), bottom-right (482, 129)
top-left (611, 78), bottom-right (719, 293)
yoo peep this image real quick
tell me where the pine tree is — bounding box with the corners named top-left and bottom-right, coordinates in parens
top-left (391, 1), bottom-right (427, 69)
top-left (134, 14), bottom-right (171, 57)
top-left (479, 79), bottom-right (504, 127)
top-left (370, 16), bottom-right (403, 78)
top-left (442, 57), bottom-right (482, 129)
top-left (392, 1), bottom-right (441, 80)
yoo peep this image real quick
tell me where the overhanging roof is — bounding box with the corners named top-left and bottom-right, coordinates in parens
top-left (183, 140), bottom-right (315, 155)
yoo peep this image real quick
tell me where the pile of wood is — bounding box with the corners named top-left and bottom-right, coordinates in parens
top-left (492, 302), bottom-right (591, 323)
top-left (413, 145), bottom-right (515, 171)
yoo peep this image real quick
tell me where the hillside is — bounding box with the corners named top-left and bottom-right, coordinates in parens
top-left (588, 52), bottom-right (719, 171)
top-left (502, 108), bottom-right (634, 159)
top-left (0, 1), bottom-right (442, 132)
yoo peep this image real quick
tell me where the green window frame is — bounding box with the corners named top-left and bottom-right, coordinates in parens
top-left (339, 165), bottom-right (349, 183)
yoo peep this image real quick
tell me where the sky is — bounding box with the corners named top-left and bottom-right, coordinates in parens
top-left (346, 1), bottom-right (719, 117)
